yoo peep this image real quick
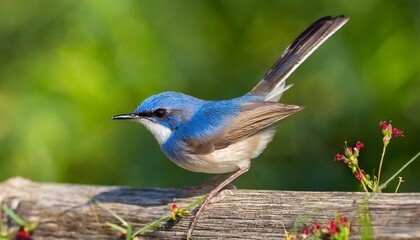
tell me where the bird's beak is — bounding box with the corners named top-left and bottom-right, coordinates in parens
top-left (112, 113), bottom-right (139, 120)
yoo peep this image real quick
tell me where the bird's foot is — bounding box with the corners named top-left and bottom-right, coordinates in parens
top-left (210, 188), bottom-right (234, 204)
top-left (190, 188), bottom-right (234, 215)
top-left (187, 188), bottom-right (235, 239)
top-left (186, 167), bottom-right (249, 239)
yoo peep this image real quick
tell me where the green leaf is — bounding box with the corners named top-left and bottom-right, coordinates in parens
top-left (95, 200), bottom-right (128, 226)
top-left (105, 222), bottom-right (127, 234)
top-left (359, 196), bottom-right (374, 240)
top-left (3, 206), bottom-right (29, 227)
top-left (125, 225), bottom-right (132, 240)
top-left (186, 196), bottom-right (205, 211)
top-left (132, 215), bottom-right (169, 237)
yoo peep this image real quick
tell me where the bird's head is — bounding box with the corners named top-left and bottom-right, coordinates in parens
top-left (113, 92), bottom-right (203, 145)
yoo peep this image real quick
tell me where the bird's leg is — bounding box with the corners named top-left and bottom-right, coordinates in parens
top-left (187, 165), bottom-right (250, 239)
top-left (181, 173), bottom-right (228, 196)
top-left (202, 173), bottom-right (228, 187)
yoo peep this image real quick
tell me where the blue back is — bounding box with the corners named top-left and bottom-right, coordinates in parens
top-left (141, 92), bottom-right (264, 160)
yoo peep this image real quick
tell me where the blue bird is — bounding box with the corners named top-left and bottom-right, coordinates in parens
top-left (113, 15), bottom-right (348, 238)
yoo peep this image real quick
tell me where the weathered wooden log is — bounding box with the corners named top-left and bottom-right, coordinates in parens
top-left (0, 177), bottom-right (419, 239)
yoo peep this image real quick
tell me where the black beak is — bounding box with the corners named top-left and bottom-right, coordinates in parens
top-left (112, 113), bottom-right (139, 120)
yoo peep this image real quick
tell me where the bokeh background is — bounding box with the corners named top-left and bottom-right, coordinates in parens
top-left (0, 0), bottom-right (419, 192)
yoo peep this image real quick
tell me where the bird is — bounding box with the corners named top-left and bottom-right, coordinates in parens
top-left (113, 15), bottom-right (348, 238)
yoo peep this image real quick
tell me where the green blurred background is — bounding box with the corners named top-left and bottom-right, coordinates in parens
top-left (0, 0), bottom-right (419, 192)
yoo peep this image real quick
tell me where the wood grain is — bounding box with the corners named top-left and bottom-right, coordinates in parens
top-left (0, 177), bottom-right (419, 239)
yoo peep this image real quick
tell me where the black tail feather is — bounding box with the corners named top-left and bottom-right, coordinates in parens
top-left (249, 15), bottom-right (349, 101)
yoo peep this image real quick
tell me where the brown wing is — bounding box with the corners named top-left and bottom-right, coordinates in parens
top-left (184, 101), bottom-right (304, 155)
top-left (213, 101), bottom-right (303, 148)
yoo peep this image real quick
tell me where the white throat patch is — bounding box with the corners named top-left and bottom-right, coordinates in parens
top-left (139, 119), bottom-right (172, 145)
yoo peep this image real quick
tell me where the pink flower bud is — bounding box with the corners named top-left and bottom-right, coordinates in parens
top-left (355, 141), bottom-right (364, 151)
top-left (344, 147), bottom-right (353, 157)
top-left (392, 128), bottom-right (405, 137)
top-left (16, 230), bottom-right (31, 240)
top-left (380, 121), bottom-right (388, 130)
top-left (301, 228), bottom-right (310, 238)
top-left (380, 120), bottom-right (393, 137)
top-left (355, 171), bottom-right (363, 182)
top-left (327, 220), bottom-right (337, 234)
top-left (311, 224), bottom-right (321, 234)
top-left (334, 153), bottom-right (344, 161)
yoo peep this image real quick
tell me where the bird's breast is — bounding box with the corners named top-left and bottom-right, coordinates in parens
top-left (165, 129), bottom-right (276, 174)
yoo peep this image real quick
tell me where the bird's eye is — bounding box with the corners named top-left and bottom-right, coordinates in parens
top-left (153, 108), bottom-right (167, 118)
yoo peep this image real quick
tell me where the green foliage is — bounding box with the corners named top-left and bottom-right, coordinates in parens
top-left (96, 197), bottom-right (204, 238)
top-left (0, 1), bottom-right (419, 191)
top-left (359, 196), bottom-right (374, 240)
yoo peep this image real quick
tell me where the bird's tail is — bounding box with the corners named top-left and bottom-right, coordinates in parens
top-left (248, 16), bottom-right (348, 102)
